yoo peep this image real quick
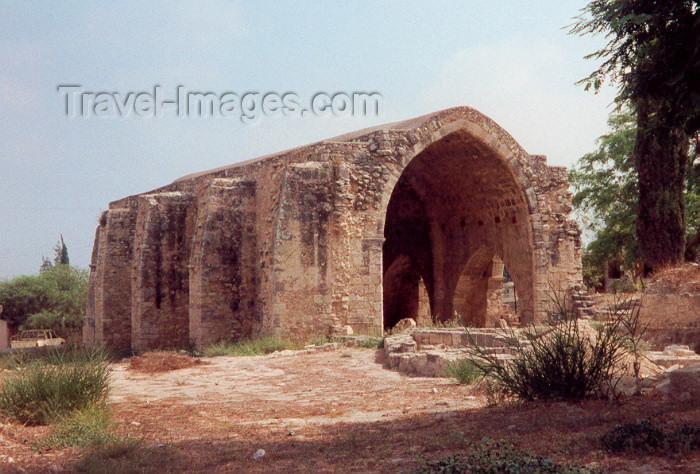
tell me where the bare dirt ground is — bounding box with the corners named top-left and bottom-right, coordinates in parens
top-left (1, 348), bottom-right (699, 473)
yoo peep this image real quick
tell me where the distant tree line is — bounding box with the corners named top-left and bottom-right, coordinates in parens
top-left (0, 237), bottom-right (87, 340)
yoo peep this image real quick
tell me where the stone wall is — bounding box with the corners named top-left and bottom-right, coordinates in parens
top-left (84, 107), bottom-right (582, 352)
top-left (639, 265), bottom-right (700, 352)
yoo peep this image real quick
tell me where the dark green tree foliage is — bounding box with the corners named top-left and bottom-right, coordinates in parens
top-left (572, 0), bottom-right (700, 272)
top-left (570, 111), bottom-right (639, 287)
top-left (0, 265), bottom-right (88, 332)
top-left (571, 111), bottom-right (700, 287)
top-left (685, 148), bottom-right (700, 260)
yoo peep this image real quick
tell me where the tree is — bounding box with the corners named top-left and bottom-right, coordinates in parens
top-left (53, 234), bottom-right (69, 266)
top-left (685, 144), bottom-right (700, 260)
top-left (570, 110), bottom-right (639, 288)
top-left (0, 265), bottom-right (88, 336)
top-left (39, 256), bottom-right (53, 273)
top-left (571, 108), bottom-right (700, 288)
top-left (571, 0), bottom-right (700, 272)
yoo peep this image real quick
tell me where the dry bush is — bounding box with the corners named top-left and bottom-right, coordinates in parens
top-left (128, 351), bottom-right (204, 374)
top-left (467, 290), bottom-right (631, 402)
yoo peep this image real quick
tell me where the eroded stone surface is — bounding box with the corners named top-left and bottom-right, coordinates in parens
top-left (668, 363), bottom-right (700, 400)
top-left (84, 107), bottom-right (582, 351)
top-left (646, 345), bottom-right (700, 368)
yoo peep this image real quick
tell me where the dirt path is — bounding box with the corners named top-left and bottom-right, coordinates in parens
top-left (110, 349), bottom-right (480, 420)
top-left (2, 348), bottom-right (699, 473)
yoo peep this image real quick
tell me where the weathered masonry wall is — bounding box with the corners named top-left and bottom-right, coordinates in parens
top-left (189, 178), bottom-right (259, 347)
top-left (84, 107), bottom-right (583, 352)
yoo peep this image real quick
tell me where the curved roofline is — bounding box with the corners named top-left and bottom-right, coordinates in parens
top-left (173, 106), bottom-right (531, 184)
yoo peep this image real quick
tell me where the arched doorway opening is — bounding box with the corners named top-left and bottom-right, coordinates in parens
top-left (382, 129), bottom-right (534, 329)
top-left (383, 255), bottom-right (431, 327)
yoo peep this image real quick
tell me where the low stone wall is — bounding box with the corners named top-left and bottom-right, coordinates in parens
top-left (639, 265), bottom-right (700, 352)
top-left (384, 328), bottom-right (518, 377)
top-left (411, 328), bottom-right (512, 351)
top-left (384, 332), bottom-right (463, 377)
top-left (640, 293), bottom-right (700, 352)
top-left (384, 326), bottom-right (700, 379)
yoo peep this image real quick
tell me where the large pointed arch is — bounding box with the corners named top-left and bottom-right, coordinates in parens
top-left (378, 110), bottom-right (538, 329)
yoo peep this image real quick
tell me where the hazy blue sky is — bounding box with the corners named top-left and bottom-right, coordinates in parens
top-left (0, 1), bottom-right (616, 278)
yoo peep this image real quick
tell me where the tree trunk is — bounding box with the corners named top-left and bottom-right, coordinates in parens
top-left (634, 100), bottom-right (689, 273)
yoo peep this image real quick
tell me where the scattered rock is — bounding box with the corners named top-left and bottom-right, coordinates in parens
top-left (665, 345), bottom-right (696, 357)
top-left (384, 334), bottom-right (417, 355)
top-left (393, 318), bottom-right (417, 333)
top-left (611, 376), bottom-right (640, 397)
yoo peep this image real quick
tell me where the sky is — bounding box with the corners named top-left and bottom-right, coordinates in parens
top-left (0, 0), bottom-right (617, 279)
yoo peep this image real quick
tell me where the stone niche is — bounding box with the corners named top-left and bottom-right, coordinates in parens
top-left (83, 107), bottom-right (583, 352)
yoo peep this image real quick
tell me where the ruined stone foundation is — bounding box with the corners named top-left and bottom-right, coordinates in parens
top-left (83, 107), bottom-right (583, 352)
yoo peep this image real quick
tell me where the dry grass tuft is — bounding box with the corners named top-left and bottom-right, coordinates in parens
top-left (128, 351), bottom-right (204, 374)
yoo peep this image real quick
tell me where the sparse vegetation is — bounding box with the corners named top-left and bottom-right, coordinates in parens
top-left (0, 356), bottom-right (109, 425)
top-left (613, 296), bottom-right (649, 381)
top-left (34, 406), bottom-right (116, 451)
top-left (601, 420), bottom-right (700, 455)
top-left (337, 335), bottom-right (384, 349)
top-left (200, 334), bottom-right (383, 357)
top-left (467, 291), bottom-right (629, 402)
top-left (415, 438), bottom-right (602, 473)
top-left (201, 336), bottom-right (299, 357)
top-left (0, 345), bottom-right (113, 370)
top-left (444, 358), bottom-right (482, 385)
top-left (74, 439), bottom-right (178, 474)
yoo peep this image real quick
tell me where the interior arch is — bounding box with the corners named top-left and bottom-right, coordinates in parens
top-left (382, 129), bottom-right (534, 329)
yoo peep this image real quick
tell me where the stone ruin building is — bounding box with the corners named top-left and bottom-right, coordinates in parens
top-left (82, 107), bottom-right (583, 352)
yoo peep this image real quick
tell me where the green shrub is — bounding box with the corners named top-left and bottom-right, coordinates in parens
top-left (601, 420), bottom-right (700, 455)
top-left (444, 358), bottom-right (482, 384)
top-left (0, 361), bottom-right (109, 425)
top-left (201, 336), bottom-right (298, 357)
top-left (358, 337), bottom-right (384, 349)
top-left (22, 308), bottom-right (83, 339)
top-left (34, 406), bottom-right (116, 451)
top-left (601, 420), bottom-right (664, 453)
top-left (414, 438), bottom-right (601, 473)
top-left (666, 425), bottom-right (700, 453)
